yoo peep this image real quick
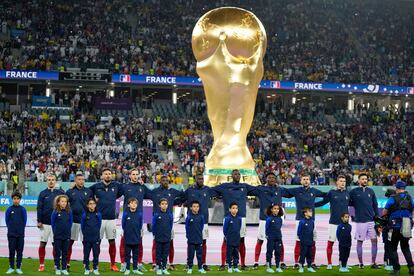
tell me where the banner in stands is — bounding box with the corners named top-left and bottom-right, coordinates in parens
top-left (94, 98), bottom-right (132, 110)
top-left (113, 73), bottom-right (203, 86)
top-left (0, 70), bottom-right (59, 80)
top-left (112, 73), bottom-right (414, 95)
top-left (261, 80), bottom-right (414, 95)
top-left (0, 196), bottom-right (38, 206)
top-left (32, 96), bottom-right (52, 107)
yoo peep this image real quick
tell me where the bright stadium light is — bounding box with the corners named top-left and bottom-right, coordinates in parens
top-left (348, 99), bottom-right (354, 111)
top-left (109, 90), bottom-right (114, 98)
top-left (173, 92), bottom-right (177, 104)
top-left (46, 88), bottom-right (51, 97)
top-left (292, 96), bottom-right (296, 104)
top-left (405, 102), bottom-right (409, 109)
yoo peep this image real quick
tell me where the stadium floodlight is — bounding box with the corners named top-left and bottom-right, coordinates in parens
top-left (348, 99), bottom-right (354, 111)
top-left (173, 92), bottom-right (177, 104)
top-left (46, 88), bottom-right (51, 97)
top-left (292, 96), bottom-right (296, 104)
top-left (109, 90), bottom-right (114, 98)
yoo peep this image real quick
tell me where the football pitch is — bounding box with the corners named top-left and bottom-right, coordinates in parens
top-left (0, 258), bottom-right (407, 276)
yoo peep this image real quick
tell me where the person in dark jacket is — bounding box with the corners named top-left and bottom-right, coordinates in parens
top-left (349, 173), bottom-right (379, 269)
top-left (336, 212), bottom-right (352, 272)
top-left (251, 172), bottom-right (289, 270)
top-left (223, 202), bottom-right (242, 273)
top-left (5, 191), bottom-right (27, 275)
top-left (152, 198), bottom-right (174, 275)
top-left (183, 174), bottom-right (217, 271)
top-left (122, 197), bottom-right (144, 275)
top-left (89, 168), bottom-right (123, 272)
top-left (285, 174), bottom-right (325, 268)
top-left (120, 169), bottom-right (151, 273)
top-left (51, 195), bottom-right (73, 275)
top-left (383, 180), bottom-right (414, 275)
top-left (213, 170), bottom-right (256, 271)
top-left (381, 188), bottom-right (396, 272)
top-left (265, 204), bottom-right (284, 273)
top-left (147, 175), bottom-right (184, 271)
top-left (297, 208), bottom-right (316, 273)
top-left (81, 198), bottom-right (102, 275)
top-left (185, 201), bottom-right (206, 274)
top-left (65, 171), bottom-right (92, 270)
top-left (37, 174), bottom-right (65, 272)
top-left (314, 175), bottom-right (350, 270)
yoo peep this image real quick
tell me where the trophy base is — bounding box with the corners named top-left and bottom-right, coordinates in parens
top-left (204, 168), bottom-right (261, 186)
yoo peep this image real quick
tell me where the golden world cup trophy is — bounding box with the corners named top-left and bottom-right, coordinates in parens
top-left (192, 7), bottom-right (267, 186)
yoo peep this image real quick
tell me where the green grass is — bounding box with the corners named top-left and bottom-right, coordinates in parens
top-left (0, 258), bottom-right (407, 275)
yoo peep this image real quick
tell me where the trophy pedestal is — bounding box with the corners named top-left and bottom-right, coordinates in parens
top-left (204, 168), bottom-right (261, 186)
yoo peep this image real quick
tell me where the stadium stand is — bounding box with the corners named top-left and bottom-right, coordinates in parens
top-left (0, 0), bottom-right (413, 86)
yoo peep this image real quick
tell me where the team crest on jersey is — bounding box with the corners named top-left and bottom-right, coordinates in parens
top-left (241, 188), bottom-right (244, 191)
top-left (275, 192), bottom-right (278, 196)
top-left (368, 194), bottom-right (371, 197)
top-left (230, 221), bottom-right (233, 224)
top-left (11, 211), bottom-right (14, 214)
top-left (190, 219), bottom-right (193, 222)
top-left (310, 193), bottom-right (314, 197)
top-left (112, 188), bottom-right (115, 192)
top-left (272, 220), bottom-right (275, 223)
top-left (139, 188), bottom-right (142, 193)
top-left (84, 192), bottom-right (88, 196)
top-left (305, 223), bottom-right (308, 226)
top-left (158, 216), bottom-right (161, 219)
top-left (204, 193), bottom-right (207, 197)
top-left (127, 217), bottom-right (131, 220)
top-left (168, 193), bottom-right (171, 197)
top-left (58, 214), bottom-right (61, 216)
top-left (346, 196), bottom-right (349, 200)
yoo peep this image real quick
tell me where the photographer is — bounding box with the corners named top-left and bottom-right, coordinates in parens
top-left (383, 181), bottom-right (414, 275)
top-left (376, 188), bottom-right (396, 271)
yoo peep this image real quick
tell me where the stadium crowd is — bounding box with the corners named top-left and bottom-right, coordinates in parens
top-left (1, 98), bottom-right (413, 186)
top-left (0, 0), bottom-right (413, 86)
top-left (0, 111), bottom-right (184, 184)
